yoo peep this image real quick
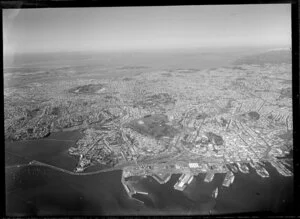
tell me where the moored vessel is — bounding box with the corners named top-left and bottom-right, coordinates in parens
top-left (212, 187), bottom-right (219, 198)
top-left (236, 163), bottom-right (249, 173)
top-left (222, 171), bottom-right (234, 187)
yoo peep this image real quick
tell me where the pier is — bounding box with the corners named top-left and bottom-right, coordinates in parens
top-left (174, 173), bottom-right (194, 191)
top-left (151, 172), bottom-right (172, 184)
top-left (204, 172), bottom-right (215, 183)
top-left (222, 171), bottom-right (234, 187)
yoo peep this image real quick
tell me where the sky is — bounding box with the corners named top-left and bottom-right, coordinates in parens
top-left (3, 4), bottom-right (291, 55)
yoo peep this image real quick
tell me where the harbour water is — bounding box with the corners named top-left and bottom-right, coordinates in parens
top-left (5, 131), bottom-right (294, 216)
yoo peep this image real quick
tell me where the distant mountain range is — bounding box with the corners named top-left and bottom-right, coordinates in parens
top-left (233, 49), bottom-right (291, 65)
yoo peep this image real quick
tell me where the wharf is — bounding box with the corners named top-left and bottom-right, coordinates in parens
top-left (174, 173), bottom-right (194, 191)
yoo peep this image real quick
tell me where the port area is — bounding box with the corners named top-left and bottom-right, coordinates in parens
top-left (121, 169), bottom-right (150, 204)
top-left (222, 171), bottom-right (235, 187)
top-left (212, 187), bottom-right (219, 198)
top-left (204, 172), bottom-right (215, 183)
top-left (174, 173), bottom-right (194, 191)
top-left (151, 172), bottom-right (172, 184)
top-left (118, 157), bottom-right (292, 200)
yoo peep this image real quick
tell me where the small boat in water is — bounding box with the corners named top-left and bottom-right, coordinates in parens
top-left (212, 187), bottom-right (218, 198)
top-left (230, 173), bottom-right (235, 184)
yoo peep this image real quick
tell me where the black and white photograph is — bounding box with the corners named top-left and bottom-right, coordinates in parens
top-left (3, 3), bottom-right (295, 216)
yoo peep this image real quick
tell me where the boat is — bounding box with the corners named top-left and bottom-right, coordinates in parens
top-left (187, 175), bottom-right (194, 184)
top-left (222, 171), bottom-right (234, 187)
top-left (236, 163), bottom-right (249, 173)
top-left (256, 168), bottom-right (270, 178)
top-left (230, 173), bottom-right (235, 184)
top-left (204, 172), bottom-right (215, 183)
top-left (212, 187), bottom-right (218, 198)
top-left (226, 163), bottom-right (238, 173)
top-left (251, 162), bottom-right (270, 178)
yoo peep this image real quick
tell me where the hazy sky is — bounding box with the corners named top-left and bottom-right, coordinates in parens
top-left (3, 4), bottom-right (291, 55)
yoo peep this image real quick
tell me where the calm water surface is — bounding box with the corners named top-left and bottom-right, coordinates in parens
top-left (5, 131), bottom-right (294, 216)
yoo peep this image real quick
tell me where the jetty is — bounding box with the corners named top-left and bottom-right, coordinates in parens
top-left (204, 172), bottom-right (215, 183)
top-left (222, 171), bottom-right (234, 187)
top-left (151, 172), bottom-right (172, 184)
top-left (174, 173), bottom-right (194, 191)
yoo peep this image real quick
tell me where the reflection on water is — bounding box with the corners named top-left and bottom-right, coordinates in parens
top-left (5, 131), bottom-right (294, 216)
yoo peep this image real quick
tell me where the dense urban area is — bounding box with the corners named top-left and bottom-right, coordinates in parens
top-left (4, 50), bottom-right (293, 200)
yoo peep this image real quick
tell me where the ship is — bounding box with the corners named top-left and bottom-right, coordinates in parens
top-left (230, 173), bottom-right (235, 184)
top-left (256, 167), bottom-right (270, 178)
top-left (222, 171), bottom-right (234, 187)
top-left (212, 187), bottom-right (218, 198)
top-left (204, 172), bottom-right (215, 183)
top-left (236, 163), bottom-right (249, 173)
top-left (226, 163), bottom-right (238, 173)
top-left (187, 175), bottom-right (194, 184)
top-left (250, 162), bottom-right (270, 178)
top-left (270, 159), bottom-right (292, 177)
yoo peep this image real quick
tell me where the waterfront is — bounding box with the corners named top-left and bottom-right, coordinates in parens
top-left (5, 131), bottom-right (293, 216)
top-left (4, 5), bottom-right (294, 216)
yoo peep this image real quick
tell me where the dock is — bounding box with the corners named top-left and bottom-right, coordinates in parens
top-left (151, 173), bottom-right (172, 184)
top-left (174, 173), bottom-right (194, 191)
top-left (204, 172), bottom-right (215, 183)
top-left (212, 187), bottom-right (218, 198)
top-left (270, 159), bottom-right (292, 177)
top-left (236, 163), bottom-right (249, 174)
top-left (256, 168), bottom-right (270, 178)
top-left (226, 163), bottom-right (238, 173)
top-left (136, 191), bottom-right (149, 195)
top-left (222, 171), bottom-right (234, 187)
top-left (251, 162), bottom-right (270, 178)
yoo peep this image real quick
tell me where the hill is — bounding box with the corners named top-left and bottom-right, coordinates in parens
top-left (233, 49), bottom-right (291, 65)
